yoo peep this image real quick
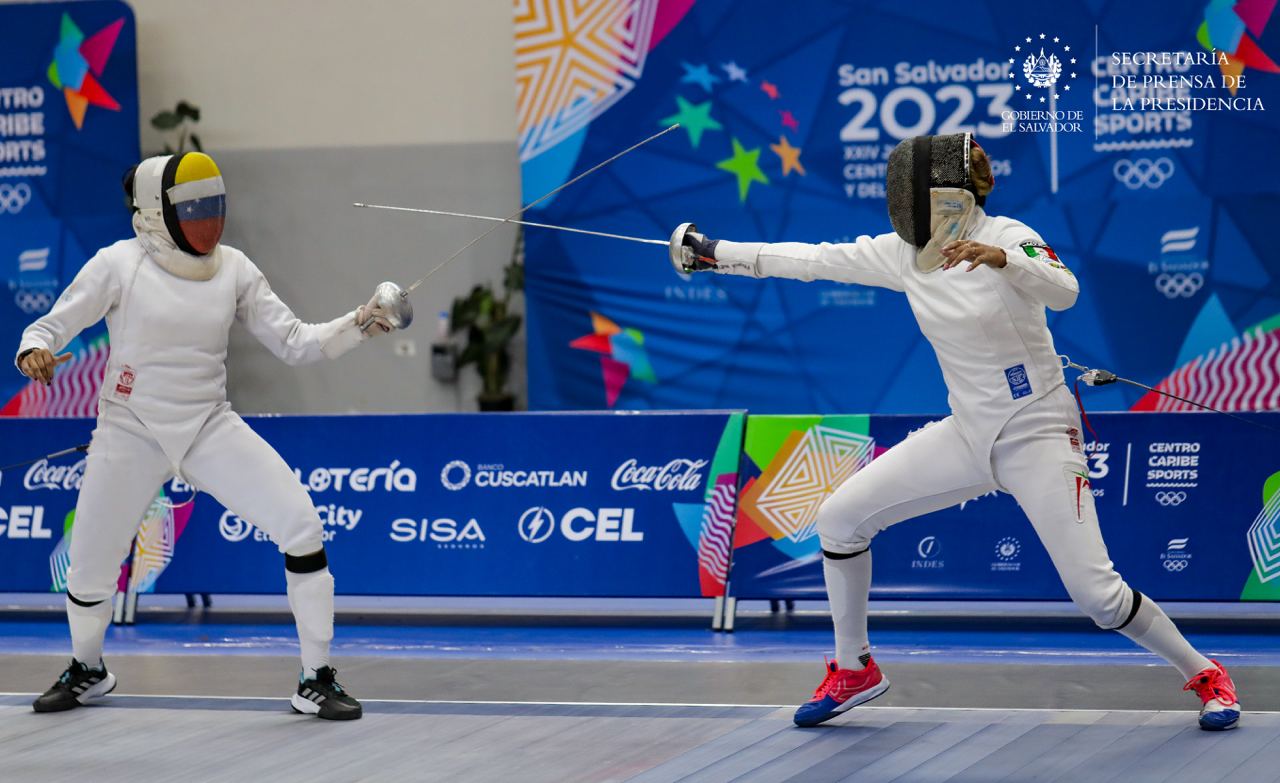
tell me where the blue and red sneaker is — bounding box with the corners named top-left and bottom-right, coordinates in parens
top-left (793, 657), bottom-right (890, 727)
top-left (1183, 660), bottom-right (1241, 731)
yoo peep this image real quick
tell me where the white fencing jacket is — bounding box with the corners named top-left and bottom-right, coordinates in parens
top-left (713, 209), bottom-right (1078, 457)
top-left (17, 239), bottom-right (365, 464)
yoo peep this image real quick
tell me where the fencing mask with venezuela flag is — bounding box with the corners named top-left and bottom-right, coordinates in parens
top-left (129, 152), bottom-right (226, 280)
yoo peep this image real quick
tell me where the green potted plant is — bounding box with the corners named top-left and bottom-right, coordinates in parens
top-left (150, 100), bottom-right (203, 154)
top-left (450, 232), bottom-right (524, 411)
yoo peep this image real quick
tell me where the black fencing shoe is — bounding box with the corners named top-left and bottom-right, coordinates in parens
top-left (32, 659), bottom-right (117, 713)
top-left (291, 666), bottom-right (363, 720)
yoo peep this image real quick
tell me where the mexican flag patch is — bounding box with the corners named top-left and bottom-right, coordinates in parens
top-left (1020, 241), bottom-right (1060, 262)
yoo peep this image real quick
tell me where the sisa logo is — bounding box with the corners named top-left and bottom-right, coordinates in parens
top-left (0, 506), bottom-right (52, 539)
top-left (611, 459), bottom-right (707, 492)
top-left (516, 506), bottom-right (644, 543)
top-left (390, 517), bottom-right (485, 548)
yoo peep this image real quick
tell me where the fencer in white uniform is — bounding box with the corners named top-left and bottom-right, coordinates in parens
top-left (674, 133), bottom-right (1241, 731)
top-left (16, 152), bottom-right (396, 720)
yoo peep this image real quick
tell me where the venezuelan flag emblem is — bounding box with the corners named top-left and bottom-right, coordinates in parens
top-left (163, 153), bottom-right (225, 256)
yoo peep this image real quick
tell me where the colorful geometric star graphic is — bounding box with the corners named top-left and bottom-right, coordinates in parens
top-left (661, 96), bottom-right (723, 148)
top-left (722, 61), bottom-right (748, 82)
top-left (47, 13), bottom-right (124, 130)
top-left (770, 135), bottom-right (806, 176)
top-left (570, 312), bottom-right (656, 407)
top-left (680, 61), bottom-right (721, 92)
top-left (760, 80), bottom-right (780, 99)
top-left (1198, 0), bottom-right (1280, 93)
top-left (717, 138), bottom-right (770, 201)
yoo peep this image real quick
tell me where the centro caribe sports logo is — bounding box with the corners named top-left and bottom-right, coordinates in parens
top-left (1009, 34), bottom-right (1078, 104)
top-left (440, 460), bottom-right (472, 491)
top-left (47, 13), bottom-right (125, 130)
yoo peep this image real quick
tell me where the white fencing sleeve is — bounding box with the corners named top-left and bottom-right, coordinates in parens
top-left (998, 237), bottom-right (1079, 312)
top-left (235, 256), bottom-right (365, 365)
top-left (16, 251), bottom-right (120, 366)
top-left (712, 232), bottom-right (906, 291)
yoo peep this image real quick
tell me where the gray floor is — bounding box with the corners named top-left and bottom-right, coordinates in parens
top-left (3, 654), bottom-right (1279, 711)
top-left (2, 695), bottom-right (1276, 783)
top-left (3, 654), bottom-right (1279, 782)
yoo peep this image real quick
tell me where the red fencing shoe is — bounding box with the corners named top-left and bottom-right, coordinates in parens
top-left (793, 657), bottom-right (890, 727)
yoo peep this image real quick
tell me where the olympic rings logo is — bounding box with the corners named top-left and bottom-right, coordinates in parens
top-left (1113, 157), bottom-right (1174, 190)
top-left (1155, 491), bottom-right (1187, 506)
top-left (1155, 273), bottom-right (1203, 299)
top-left (14, 289), bottom-right (53, 315)
top-left (1163, 559), bottom-right (1188, 572)
top-left (0, 183), bottom-right (32, 214)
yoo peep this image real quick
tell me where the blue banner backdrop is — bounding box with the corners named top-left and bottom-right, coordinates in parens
top-left (0, 1), bottom-right (139, 417)
top-left (515, 0), bottom-right (1280, 415)
top-left (0, 411), bottom-right (744, 598)
top-left (0, 410), bottom-right (1276, 601)
top-left (729, 411), bottom-right (1280, 601)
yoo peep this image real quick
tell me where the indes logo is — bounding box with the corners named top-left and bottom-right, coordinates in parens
top-left (24, 458), bottom-right (86, 490)
top-left (611, 459), bottom-right (707, 492)
top-left (912, 535), bottom-right (944, 570)
top-left (48, 13), bottom-right (125, 130)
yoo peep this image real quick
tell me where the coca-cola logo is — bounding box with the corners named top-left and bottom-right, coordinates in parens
top-left (24, 458), bottom-right (86, 491)
top-left (611, 458), bottom-right (707, 492)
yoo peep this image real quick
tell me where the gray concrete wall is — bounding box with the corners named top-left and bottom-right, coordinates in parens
top-left (122, 0), bottom-right (522, 412)
top-left (217, 143), bottom-right (522, 414)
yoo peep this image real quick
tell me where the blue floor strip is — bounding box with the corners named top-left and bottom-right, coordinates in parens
top-left (0, 618), bottom-right (1277, 665)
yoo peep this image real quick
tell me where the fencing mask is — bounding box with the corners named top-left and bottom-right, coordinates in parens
top-left (885, 133), bottom-right (995, 272)
top-left (129, 152), bottom-right (226, 280)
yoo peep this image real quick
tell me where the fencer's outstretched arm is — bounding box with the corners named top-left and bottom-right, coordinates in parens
top-left (236, 255), bottom-right (366, 365)
top-left (705, 233), bottom-right (906, 291)
top-left (15, 251), bottom-right (120, 366)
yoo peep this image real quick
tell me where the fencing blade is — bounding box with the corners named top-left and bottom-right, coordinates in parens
top-left (351, 205), bottom-right (668, 247)
top-left (353, 122), bottom-right (681, 303)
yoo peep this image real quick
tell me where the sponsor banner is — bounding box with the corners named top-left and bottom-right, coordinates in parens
top-left (0, 2), bottom-right (139, 417)
top-left (0, 412), bottom-right (744, 597)
top-left (517, 1), bottom-right (1280, 418)
top-left (728, 411), bottom-right (1280, 601)
top-left (1, 410), bottom-right (1276, 602)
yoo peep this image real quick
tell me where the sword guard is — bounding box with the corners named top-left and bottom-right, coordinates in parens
top-left (362, 281), bottom-right (414, 332)
top-left (669, 222), bottom-right (698, 274)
